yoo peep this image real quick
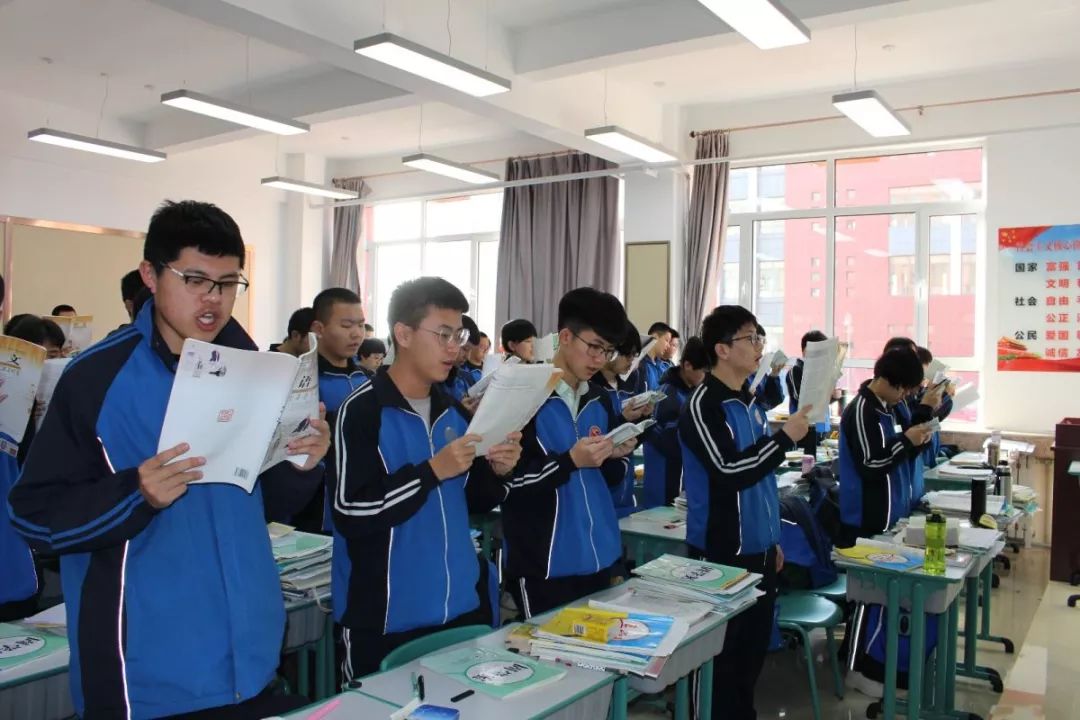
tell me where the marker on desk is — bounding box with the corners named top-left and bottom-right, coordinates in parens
top-left (451, 689), bottom-right (475, 703)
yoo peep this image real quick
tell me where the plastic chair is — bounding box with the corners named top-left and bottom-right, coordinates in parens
top-left (378, 625), bottom-right (493, 672)
top-left (808, 573), bottom-right (847, 606)
top-left (776, 593), bottom-right (845, 720)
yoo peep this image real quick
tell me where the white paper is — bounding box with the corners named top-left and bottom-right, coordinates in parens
top-left (0, 336), bottom-right (46, 446)
top-left (949, 383), bottom-right (979, 412)
top-left (620, 336), bottom-right (657, 382)
top-left (533, 332), bottom-right (560, 364)
top-left (625, 390), bottom-right (666, 409)
top-left (468, 355), bottom-right (520, 399)
top-left (605, 419), bottom-right (656, 446)
top-left (748, 352), bottom-right (776, 394)
top-left (32, 358), bottom-right (71, 431)
top-left (261, 335), bottom-right (320, 472)
top-left (45, 315), bottom-right (93, 356)
top-left (796, 337), bottom-right (842, 425)
top-left (466, 364), bottom-right (562, 455)
top-left (158, 339), bottom-right (299, 493)
top-left (23, 603), bottom-right (67, 630)
top-left (925, 491), bottom-right (1005, 515)
top-left (925, 358), bottom-right (947, 383)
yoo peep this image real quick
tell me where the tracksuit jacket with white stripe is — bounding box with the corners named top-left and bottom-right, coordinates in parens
top-left (7, 302), bottom-right (323, 719)
top-left (678, 374), bottom-right (795, 560)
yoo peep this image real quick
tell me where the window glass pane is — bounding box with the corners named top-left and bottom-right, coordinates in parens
top-left (718, 226), bottom-right (740, 305)
top-left (476, 241), bottom-right (499, 340)
top-left (425, 192), bottom-right (503, 237)
top-left (370, 201), bottom-right (422, 242)
top-left (423, 241), bottom-right (473, 305)
top-left (928, 214), bottom-right (978, 357)
top-left (754, 218), bottom-right (827, 354)
top-left (373, 243), bottom-right (421, 335)
top-left (835, 149), bottom-right (983, 207)
top-left (833, 214), bottom-right (916, 361)
top-left (729, 162), bottom-right (826, 214)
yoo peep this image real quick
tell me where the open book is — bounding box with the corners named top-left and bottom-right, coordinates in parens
top-left (466, 364), bottom-right (562, 455)
top-left (796, 338), bottom-right (845, 425)
top-left (44, 315), bottom-right (93, 356)
top-left (261, 334), bottom-right (321, 472)
top-left (467, 355), bottom-right (521, 399)
top-left (157, 335), bottom-right (320, 493)
top-left (0, 336), bottom-right (46, 447)
top-left (749, 349), bottom-right (787, 394)
top-left (605, 419), bottom-right (656, 446)
top-left (33, 358), bottom-right (72, 431)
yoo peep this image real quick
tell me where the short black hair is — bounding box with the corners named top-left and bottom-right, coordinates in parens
top-left (359, 338), bottom-right (387, 358)
top-left (121, 270), bottom-right (144, 303)
top-left (801, 330), bottom-right (827, 352)
top-left (461, 315), bottom-right (481, 347)
top-left (287, 307), bottom-right (315, 338)
top-left (501, 319), bottom-right (538, 348)
top-left (558, 287), bottom-right (627, 346)
top-left (680, 336), bottom-right (709, 370)
top-left (144, 200), bottom-right (245, 270)
top-left (647, 321), bottom-right (672, 336)
top-left (616, 321), bottom-right (643, 358)
top-left (4, 314), bottom-right (37, 338)
top-left (755, 323), bottom-right (766, 336)
top-left (669, 329), bottom-right (680, 341)
top-left (50, 304), bottom-right (76, 316)
top-left (700, 305), bottom-right (758, 366)
top-left (916, 346), bottom-right (933, 365)
top-left (364, 323), bottom-right (374, 332)
top-left (388, 277), bottom-right (469, 347)
top-left (883, 336), bottom-right (917, 354)
top-left (5, 315), bottom-right (64, 349)
top-left (874, 349), bottom-right (926, 390)
top-left (41, 318), bottom-right (66, 349)
top-left (313, 288), bottom-right (361, 324)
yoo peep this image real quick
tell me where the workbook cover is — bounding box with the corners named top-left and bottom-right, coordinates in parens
top-left (419, 646), bottom-right (566, 700)
top-left (632, 554), bottom-right (749, 594)
top-left (836, 545), bottom-right (923, 571)
top-left (0, 623), bottom-right (67, 672)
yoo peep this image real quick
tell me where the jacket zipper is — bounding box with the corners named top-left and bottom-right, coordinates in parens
top-left (427, 411), bottom-right (452, 624)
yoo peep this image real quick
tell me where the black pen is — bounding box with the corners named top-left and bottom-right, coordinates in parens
top-left (451, 689), bottom-right (475, 703)
top-left (418, 674), bottom-right (425, 701)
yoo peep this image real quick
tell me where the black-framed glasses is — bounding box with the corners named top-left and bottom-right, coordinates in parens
top-left (419, 326), bottom-right (471, 348)
top-left (727, 333), bottom-right (766, 348)
top-left (572, 332), bottom-right (618, 362)
top-left (161, 264), bottom-right (249, 296)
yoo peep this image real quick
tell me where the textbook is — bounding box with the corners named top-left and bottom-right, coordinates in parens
top-left (467, 355), bottom-right (521, 399)
top-left (605, 419), bottom-right (655, 446)
top-left (0, 336), bottom-right (46, 449)
top-left (632, 554), bottom-right (750, 596)
top-left (535, 608), bottom-right (686, 658)
top-left (32, 357), bottom-right (71, 430)
top-left (158, 336), bottom-right (320, 493)
top-left (836, 540), bottom-right (923, 571)
top-left (0, 623), bottom-right (68, 673)
top-left (466, 364), bottom-right (562, 455)
top-left (419, 646), bottom-right (566, 700)
top-left (590, 587), bottom-right (713, 626)
top-left (796, 337), bottom-right (846, 425)
top-left (260, 335), bottom-right (321, 472)
top-left (44, 315), bottom-right (93, 356)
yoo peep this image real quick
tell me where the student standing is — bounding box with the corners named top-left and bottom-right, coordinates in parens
top-left (312, 289), bottom-right (369, 418)
top-left (330, 277), bottom-right (521, 678)
top-left (461, 328), bottom-right (490, 384)
top-left (357, 338), bottom-right (387, 378)
top-left (658, 328), bottom-right (680, 375)
top-left (642, 336), bottom-right (708, 509)
top-left (501, 318), bottom-right (538, 363)
top-left (640, 322), bottom-right (673, 391)
top-left (785, 329), bottom-right (835, 453)
top-left (9, 200), bottom-right (329, 719)
top-left (120, 269), bottom-right (145, 323)
top-left (679, 305), bottom-right (812, 720)
top-left (270, 307), bottom-right (315, 356)
top-left (503, 288), bottom-right (639, 617)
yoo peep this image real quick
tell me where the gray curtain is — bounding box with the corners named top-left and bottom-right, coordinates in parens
top-left (495, 153), bottom-right (619, 335)
top-left (329, 177), bottom-right (368, 291)
top-left (682, 130), bottom-right (730, 337)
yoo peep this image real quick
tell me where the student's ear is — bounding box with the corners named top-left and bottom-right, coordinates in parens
top-left (310, 320), bottom-right (325, 338)
top-left (139, 260), bottom-right (158, 294)
top-left (713, 341), bottom-right (730, 363)
top-left (392, 322), bottom-right (413, 350)
top-left (557, 328), bottom-right (574, 348)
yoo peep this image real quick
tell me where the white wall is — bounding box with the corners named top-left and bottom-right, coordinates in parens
top-left (0, 92), bottom-right (310, 349)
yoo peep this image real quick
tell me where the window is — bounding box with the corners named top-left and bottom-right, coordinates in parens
top-left (727, 146), bottom-right (984, 422)
top-left (367, 191), bottom-right (503, 338)
top-left (718, 226), bottom-right (741, 305)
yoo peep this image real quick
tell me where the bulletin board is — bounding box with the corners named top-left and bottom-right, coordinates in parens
top-left (624, 242), bottom-right (670, 332)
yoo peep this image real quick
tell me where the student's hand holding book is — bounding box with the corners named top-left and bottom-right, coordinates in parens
top-left (622, 402), bottom-right (653, 422)
top-left (921, 382), bottom-right (946, 410)
top-left (905, 424), bottom-right (934, 447)
top-left (486, 432), bottom-right (523, 477)
top-left (570, 436), bottom-right (615, 468)
top-left (285, 403), bottom-right (331, 471)
top-left (781, 405), bottom-right (813, 443)
top-left (138, 442), bottom-right (206, 509)
top-left (611, 437), bottom-right (638, 459)
top-left (431, 434), bottom-right (483, 480)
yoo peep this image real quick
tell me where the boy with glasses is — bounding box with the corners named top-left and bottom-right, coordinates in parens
top-left (679, 305), bottom-right (813, 720)
top-left (502, 288), bottom-right (639, 617)
top-left (743, 324), bottom-right (784, 410)
top-left (330, 277), bottom-right (522, 678)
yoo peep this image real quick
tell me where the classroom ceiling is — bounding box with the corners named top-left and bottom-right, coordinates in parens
top-left (2, 0), bottom-right (1079, 167)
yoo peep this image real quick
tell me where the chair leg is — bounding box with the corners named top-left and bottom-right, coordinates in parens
top-left (791, 625), bottom-right (823, 720)
top-left (826, 627), bottom-right (844, 699)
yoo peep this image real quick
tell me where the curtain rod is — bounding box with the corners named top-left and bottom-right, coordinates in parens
top-left (689, 86), bottom-right (1080, 137)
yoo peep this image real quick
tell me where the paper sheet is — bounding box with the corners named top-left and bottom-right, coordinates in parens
top-left (620, 336), bottom-right (657, 382)
top-left (796, 337), bottom-right (843, 425)
top-left (749, 349), bottom-right (787, 393)
top-left (32, 358), bottom-right (71, 431)
top-left (533, 332), bottom-right (560, 364)
top-left (468, 355), bottom-right (520, 398)
top-left (0, 336), bottom-right (46, 447)
top-left (158, 339), bottom-right (299, 493)
top-left (925, 358), bottom-right (947, 383)
top-left (261, 334), bottom-right (320, 472)
top-left (466, 364), bottom-right (561, 455)
top-left (45, 315), bottom-right (93, 356)
top-left (950, 383), bottom-right (979, 412)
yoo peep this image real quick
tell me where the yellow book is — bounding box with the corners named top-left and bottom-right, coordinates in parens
top-left (539, 607), bottom-right (627, 644)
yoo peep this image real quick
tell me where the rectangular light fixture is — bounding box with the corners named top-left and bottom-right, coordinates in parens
top-left (354, 33), bottom-right (511, 97)
top-left (584, 125), bottom-right (677, 163)
top-left (27, 128), bottom-right (166, 163)
top-left (401, 154), bottom-right (499, 184)
top-left (696, 0), bottom-right (810, 49)
top-left (832, 90), bottom-right (911, 138)
top-left (161, 90), bottom-right (309, 135)
top-left (260, 177), bottom-right (359, 200)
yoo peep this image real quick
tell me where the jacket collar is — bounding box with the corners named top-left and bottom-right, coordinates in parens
top-left (857, 379), bottom-right (891, 413)
top-left (371, 366), bottom-right (456, 422)
top-left (660, 366), bottom-right (691, 394)
top-left (703, 372), bottom-right (753, 404)
top-left (318, 352), bottom-right (361, 376)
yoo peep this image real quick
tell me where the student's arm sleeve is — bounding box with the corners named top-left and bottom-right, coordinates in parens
top-left (330, 394), bottom-right (440, 537)
top-left (502, 420), bottom-right (577, 500)
top-left (906, 397), bottom-right (934, 426)
top-left (844, 399), bottom-right (913, 480)
top-left (652, 393), bottom-right (683, 462)
top-left (464, 455), bottom-right (511, 514)
top-left (760, 375), bottom-right (784, 409)
top-left (8, 380), bottom-right (157, 554)
top-left (936, 394), bottom-right (953, 421)
top-left (678, 390), bottom-right (794, 492)
top-left (259, 461), bottom-right (325, 524)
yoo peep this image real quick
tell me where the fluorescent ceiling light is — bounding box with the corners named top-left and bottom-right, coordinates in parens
top-left (402, 154), bottom-right (499, 184)
top-left (27, 128), bottom-right (166, 163)
top-left (354, 33), bottom-right (511, 97)
top-left (584, 125), bottom-right (677, 163)
top-left (260, 176), bottom-right (359, 200)
top-left (161, 90), bottom-right (309, 135)
top-left (696, 0), bottom-right (810, 49)
top-left (832, 90), bottom-right (911, 138)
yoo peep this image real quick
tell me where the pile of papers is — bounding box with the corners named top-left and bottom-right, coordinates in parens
top-left (1012, 484), bottom-right (1037, 505)
top-left (630, 555), bottom-right (762, 617)
top-left (270, 524), bottom-right (332, 602)
top-left (673, 495), bottom-right (688, 513)
top-left (421, 646), bottom-right (566, 700)
top-left (937, 464), bottom-right (994, 479)
top-left (925, 491), bottom-right (1006, 515)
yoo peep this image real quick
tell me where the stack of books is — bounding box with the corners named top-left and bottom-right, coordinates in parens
top-left (630, 554), bottom-right (762, 618)
top-left (270, 524), bottom-right (333, 602)
top-left (673, 495), bottom-right (688, 513)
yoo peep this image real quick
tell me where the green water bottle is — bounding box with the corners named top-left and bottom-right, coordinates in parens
top-left (925, 511), bottom-right (946, 576)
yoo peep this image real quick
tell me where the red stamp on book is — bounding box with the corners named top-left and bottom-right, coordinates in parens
top-left (589, 426), bottom-right (601, 438)
top-left (217, 409), bottom-right (235, 423)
